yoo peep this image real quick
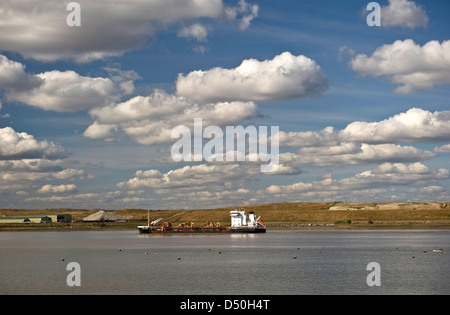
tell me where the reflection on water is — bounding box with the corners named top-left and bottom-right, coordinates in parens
top-left (0, 230), bottom-right (449, 295)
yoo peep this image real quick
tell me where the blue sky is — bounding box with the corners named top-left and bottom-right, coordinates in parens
top-left (0, 0), bottom-right (449, 209)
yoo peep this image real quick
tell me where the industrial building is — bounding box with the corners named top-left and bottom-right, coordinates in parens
top-left (0, 213), bottom-right (72, 224)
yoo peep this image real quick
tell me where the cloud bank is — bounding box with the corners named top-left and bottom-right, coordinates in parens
top-left (0, 0), bottom-right (258, 62)
top-left (84, 90), bottom-right (260, 145)
top-left (280, 108), bottom-right (450, 147)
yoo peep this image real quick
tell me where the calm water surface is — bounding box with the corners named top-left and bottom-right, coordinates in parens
top-left (0, 230), bottom-right (449, 295)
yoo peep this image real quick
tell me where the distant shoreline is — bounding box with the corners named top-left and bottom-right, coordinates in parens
top-left (1, 201), bottom-right (450, 232)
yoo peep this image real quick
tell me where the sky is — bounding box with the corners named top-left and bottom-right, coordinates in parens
top-left (0, 0), bottom-right (449, 210)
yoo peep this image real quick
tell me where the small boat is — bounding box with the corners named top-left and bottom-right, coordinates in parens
top-left (433, 249), bottom-right (444, 253)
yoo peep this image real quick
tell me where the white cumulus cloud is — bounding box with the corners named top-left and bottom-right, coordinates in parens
top-left (280, 108), bottom-right (450, 148)
top-left (381, 0), bottom-right (429, 28)
top-left (340, 108), bottom-right (450, 144)
top-left (266, 162), bottom-right (449, 195)
top-left (0, 127), bottom-right (67, 160)
top-left (281, 143), bottom-right (435, 166)
top-left (435, 144), bottom-right (450, 153)
top-left (8, 71), bottom-right (118, 112)
top-left (350, 39), bottom-right (450, 93)
top-left (176, 52), bottom-right (328, 103)
top-left (0, 0), bottom-right (257, 62)
top-left (1, 55), bottom-right (139, 113)
top-left (0, 54), bottom-right (42, 91)
top-left (37, 184), bottom-right (78, 194)
top-left (84, 90), bottom-right (260, 145)
top-left (118, 164), bottom-right (251, 190)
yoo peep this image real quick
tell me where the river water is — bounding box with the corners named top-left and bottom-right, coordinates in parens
top-left (0, 230), bottom-right (449, 295)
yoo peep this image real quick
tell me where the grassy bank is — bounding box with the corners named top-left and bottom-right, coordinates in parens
top-left (1, 202), bottom-right (450, 231)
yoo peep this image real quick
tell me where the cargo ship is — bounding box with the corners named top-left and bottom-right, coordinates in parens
top-left (138, 206), bottom-right (266, 234)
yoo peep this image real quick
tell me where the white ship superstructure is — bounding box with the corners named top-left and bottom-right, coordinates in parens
top-left (229, 209), bottom-right (266, 232)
